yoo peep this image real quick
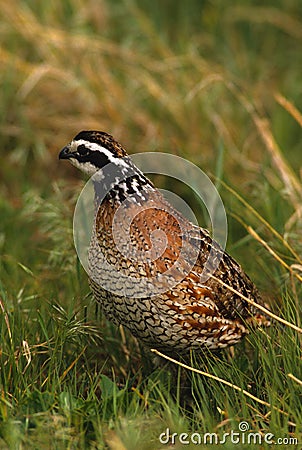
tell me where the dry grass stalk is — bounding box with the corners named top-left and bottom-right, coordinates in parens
top-left (151, 348), bottom-right (291, 419)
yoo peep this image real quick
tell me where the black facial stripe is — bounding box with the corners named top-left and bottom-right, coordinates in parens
top-left (77, 151), bottom-right (110, 168)
top-left (77, 144), bottom-right (89, 156)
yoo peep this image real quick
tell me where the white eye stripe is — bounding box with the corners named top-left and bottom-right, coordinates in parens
top-left (69, 139), bottom-right (148, 183)
top-left (73, 139), bottom-right (129, 169)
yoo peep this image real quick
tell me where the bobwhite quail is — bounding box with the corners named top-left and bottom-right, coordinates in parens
top-left (59, 130), bottom-right (270, 354)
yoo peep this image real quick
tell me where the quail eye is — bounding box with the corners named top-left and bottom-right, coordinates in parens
top-left (77, 144), bottom-right (89, 156)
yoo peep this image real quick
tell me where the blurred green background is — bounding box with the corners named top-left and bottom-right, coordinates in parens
top-left (0, 0), bottom-right (301, 448)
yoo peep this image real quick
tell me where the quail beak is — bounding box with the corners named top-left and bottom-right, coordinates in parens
top-left (59, 146), bottom-right (73, 160)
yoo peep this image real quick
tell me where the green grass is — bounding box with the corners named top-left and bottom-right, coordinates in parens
top-left (0, 0), bottom-right (302, 448)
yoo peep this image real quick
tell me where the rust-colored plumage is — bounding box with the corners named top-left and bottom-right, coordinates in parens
top-left (59, 130), bottom-right (270, 355)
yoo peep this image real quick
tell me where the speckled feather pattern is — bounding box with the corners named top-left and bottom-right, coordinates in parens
top-left (59, 131), bottom-right (270, 355)
top-left (88, 178), bottom-right (269, 353)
